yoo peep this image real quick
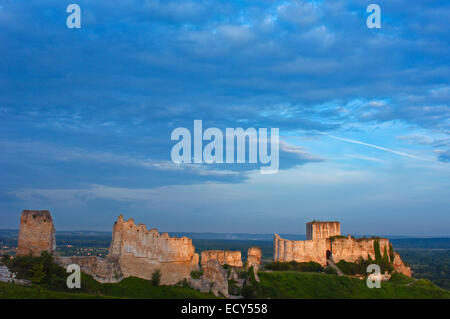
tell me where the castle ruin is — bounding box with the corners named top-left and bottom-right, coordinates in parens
top-left (107, 215), bottom-right (200, 285)
top-left (17, 210), bottom-right (56, 257)
top-left (201, 250), bottom-right (243, 268)
top-left (14, 210), bottom-right (411, 292)
top-left (274, 221), bottom-right (411, 277)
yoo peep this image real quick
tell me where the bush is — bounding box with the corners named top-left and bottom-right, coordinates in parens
top-left (264, 262), bottom-right (290, 271)
top-left (389, 272), bottom-right (413, 285)
top-left (190, 270), bottom-right (203, 279)
top-left (30, 262), bottom-right (45, 284)
top-left (264, 261), bottom-right (323, 272)
top-left (176, 278), bottom-right (190, 288)
top-left (222, 264), bottom-right (231, 270)
top-left (241, 285), bottom-right (259, 298)
top-left (151, 269), bottom-right (161, 286)
top-left (8, 251), bottom-right (68, 289)
top-left (336, 259), bottom-right (368, 276)
top-left (1, 254), bottom-right (11, 265)
top-left (324, 266), bottom-right (338, 275)
top-left (228, 280), bottom-right (241, 295)
top-left (336, 256), bottom-right (394, 276)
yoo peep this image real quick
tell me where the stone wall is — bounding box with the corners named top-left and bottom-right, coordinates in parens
top-left (393, 252), bottom-right (412, 277)
top-left (274, 234), bottom-right (329, 265)
top-left (306, 221), bottom-right (340, 240)
top-left (274, 232), bottom-right (412, 277)
top-left (247, 247), bottom-right (262, 268)
top-left (17, 210), bottom-right (56, 257)
top-left (201, 250), bottom-right (243, 268)
top-left (107, 215), bottom-right (199, 285)
top-left (330, 237), bottom-right (390, 263)
top-left (55, 256), bottom-right (123, 283)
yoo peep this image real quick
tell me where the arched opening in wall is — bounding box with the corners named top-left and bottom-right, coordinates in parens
top-left (326, 250), bottom-right (332, 260)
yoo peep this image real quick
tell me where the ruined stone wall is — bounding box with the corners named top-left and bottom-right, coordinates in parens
top-left (274, 234), bottom-right (329, 265)
top-left (330, 237), bottom-right (390, 263)
top-left (201, 250), bottom-right (243, 268)
top-left (306, 221), bottom-right (340, 240)
top-left (331, 237), bottom-right (411, 277)
top-left (107, 215), bottom-right (199, 285)
top-left (274, 233), bottom-right (412, 277)
top-left (55, 256), bottom-right (123, 283)
top-left (393, 252), bottom-right (412, 277)
top-left (17, 210), bottom-right (56, 257)
top-left (247, 247), bottom-right (262, 268)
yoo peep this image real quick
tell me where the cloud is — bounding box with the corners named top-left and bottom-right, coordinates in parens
top-left (436, 149), bottom-right (450, 163)
top-left (0, 0), bottom-right (449, 233)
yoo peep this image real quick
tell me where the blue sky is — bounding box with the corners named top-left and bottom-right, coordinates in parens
top-left (0, 0), bottom-right (449, 235)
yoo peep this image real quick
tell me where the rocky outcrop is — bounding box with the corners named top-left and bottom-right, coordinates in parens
top-left (107, 215), bottom-right (199, 285)
top-left (247, 247), bottom-right (262, 268)
top-left (0, 265), bottom-right (31, 285)
top-left (189, 259), bottom-right (228, 297)
top-left (17, 210), bottom-right (55, 256)
top-left (393, 252), bottom-right (412, 277)
top-left (201, 250), bottom-right (243, 268)
top-left (0, 265), bottom-right (13, 283)
top-left (55, 256), bottom-right (123, 283)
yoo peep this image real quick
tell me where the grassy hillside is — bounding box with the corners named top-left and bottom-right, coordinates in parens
top-left (0, 276), bottom-right (216, 299)
top-left (1, 271), bottom-right (449, 299)
top-left (78, 275), bottom-right (217, 299)
top-left (0, 282), bottom-right (106, 299)
top-left (255, 271), bottom-right (450, 299)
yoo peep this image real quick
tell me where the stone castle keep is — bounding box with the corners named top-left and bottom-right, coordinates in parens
top-left (17, 210), bottom-right (56, 257)
top-left (15, 210), bottom-right (411, 292)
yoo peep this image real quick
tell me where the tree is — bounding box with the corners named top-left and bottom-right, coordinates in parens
top-left (1, 254), bottom-right (11, 265)
top-left (374, 240), bottom-right (382, 263)
top-left (30, 262), bottom-right (46, 284)
top-left (383, 245), bottom-right (390, 265)
top-left (151, 269), bottom-right (161, 286)
top-left (389, 243), bottom-right (395, 263)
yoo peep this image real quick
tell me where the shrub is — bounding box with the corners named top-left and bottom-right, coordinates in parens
top-left (0, 254), bottom-right (11, 265)
top-left (336, 259), bottom-right (368, 276)
top-left (264, 262), bottom-right (292, 271)
top-left (176, 278), bottom-right (190, 288)
top-left (30, 262), bottom-right (46, 284)
top-left (8, 251), bottom-right (67, 288)
top-left (324, 266), bottom-right (338, 275)
top-left (151, 269), bottom-right (161, 286)
top-left (241, 284), bottom-right (259, 298)
top-left (264, 261), bottom-right (323, 272)
top-left (190, 270), bottom-right (203, 279)
top-left (238, 270), bottom-right (249, 280)
top-left (374, 240), bottom-right (382, 263)
top-left (222, 264), bottom-right (231, 270)
top-left (228, 280), bottom-right (241, 295)
top-left (292, 261), bottom-right (324, 272)
top-left (390, 272), bottom-right (413, 285)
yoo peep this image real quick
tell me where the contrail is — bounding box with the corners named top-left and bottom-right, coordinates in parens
top-left (322, 133), bottom-right (430, 161)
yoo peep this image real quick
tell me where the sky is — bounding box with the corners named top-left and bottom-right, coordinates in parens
top-left (0, 0), bottom-right (449, 236)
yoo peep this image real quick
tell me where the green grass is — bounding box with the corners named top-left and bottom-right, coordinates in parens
top-left (256, 271), bottom-right (450, 299)
top-left (0, 275), bottom-right (216, 299)
top-left (80, 276), bottom-right (217, 299)
top-left (0, 281), bottom-right (106, 299)
top-left (1, 268), bottom-right (448, 299)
